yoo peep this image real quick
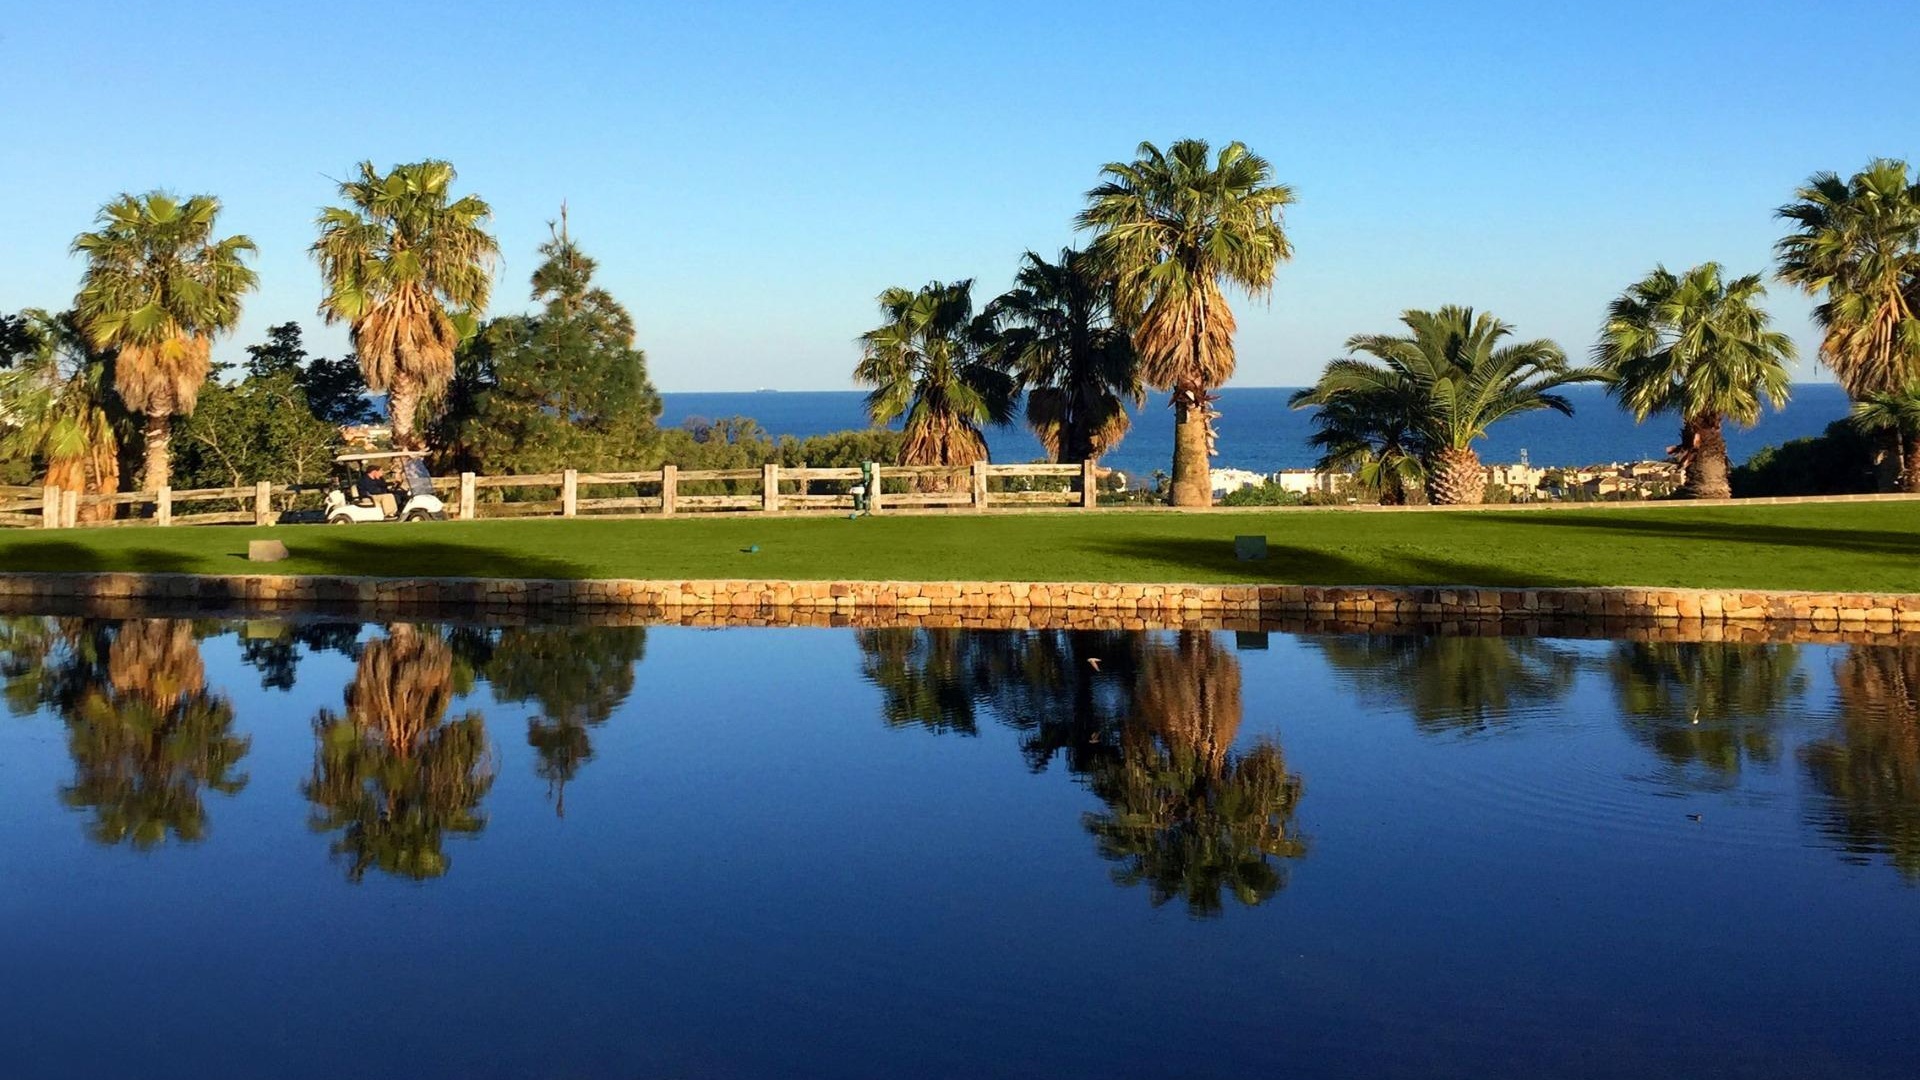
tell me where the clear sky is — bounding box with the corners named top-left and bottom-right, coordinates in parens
top-left (3, 0), bottom-right (1915, 390)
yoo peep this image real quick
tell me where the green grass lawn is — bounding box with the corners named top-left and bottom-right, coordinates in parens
top-left (1, 503), bottom-right (1918, 592)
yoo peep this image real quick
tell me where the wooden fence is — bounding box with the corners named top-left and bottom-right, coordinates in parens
top-left (11, 461), bottom-right (1101, 528)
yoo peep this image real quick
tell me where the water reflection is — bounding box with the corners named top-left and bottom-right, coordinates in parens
top-left (1082, 632), bottom-right (1306, 915)
top-left (1309, 635), bottom-right (1580, 733)
top-left (460, 626), bottom-right (648, 815)
top-left (857, 628), bottom-right (1307, 916)
top-left (1606, 642), bottom-right (1805, 790)
top-left (3, 617), bottom-right (248, 848)
top-left (305, 625), bottom-right (496, 881)
top-left (1803, 646), bottom-right (1920, 878)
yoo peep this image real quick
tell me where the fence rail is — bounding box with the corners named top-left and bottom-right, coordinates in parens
top-left (10, 460), bottom-right (1102, 528)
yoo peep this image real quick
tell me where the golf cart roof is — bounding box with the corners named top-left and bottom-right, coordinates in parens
top-left (334, 450), bottom-right (430, 464)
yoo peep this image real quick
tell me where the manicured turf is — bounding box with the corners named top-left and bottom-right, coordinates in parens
top-left (3, 502), bottom-right (1919, 592)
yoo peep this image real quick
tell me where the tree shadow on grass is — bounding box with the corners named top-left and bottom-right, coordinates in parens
top-left (268, 536), bottom-right (591, 580)
top-left (1480, 510), bottom-right (1920, 560)
top-left (0, 541), bottom-right (204, 574)
top-left (0, 536), bottom-right (589, 581)
top-left (1079, 537), bottom-right (1585, 588)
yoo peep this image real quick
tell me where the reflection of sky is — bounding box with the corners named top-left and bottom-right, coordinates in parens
top-left (2, 623), bottom-right (1916, 1079)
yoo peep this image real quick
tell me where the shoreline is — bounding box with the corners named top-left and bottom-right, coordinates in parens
top-left (4, 571), bottom-right (1917, 635)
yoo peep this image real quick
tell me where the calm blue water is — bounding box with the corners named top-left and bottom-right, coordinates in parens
top-left (2, 616), bottom-right (1916, 1078)
top-left (662, 385), bottom-right (1854, 479)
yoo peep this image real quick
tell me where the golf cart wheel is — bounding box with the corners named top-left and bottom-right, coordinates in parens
top-left (328, 514), bottom-right (353, 525)
top-left (402, 508), bottom-right (431, 522)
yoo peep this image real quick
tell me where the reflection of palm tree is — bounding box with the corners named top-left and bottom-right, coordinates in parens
top-left (857, 629), bottom-right (987, 735)
top-left (983, 630), bottom-right (1138, 775)
top-left (305, 625), bottom-right (495, 881)
top-left (1310, 635), bottom-right (1579, 734)
top-left (1803, 646), bottom-right (1920, 878)
top-left (482, 626), bottom-right (646, 816)
top-left (1607, 642), bottom-right (1804, 788)
top-left (56, 620), bottom-right (248, 849)
top-left (1082, 633), bottom-right (1306, 917)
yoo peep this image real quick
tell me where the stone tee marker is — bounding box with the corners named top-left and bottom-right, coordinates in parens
top-left (1234, 535), bottom-right (1268, 561)
top-left (248, 540), bottom-right (290, 563)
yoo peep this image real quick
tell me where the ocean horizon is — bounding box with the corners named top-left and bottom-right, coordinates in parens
top-left (660, 384), bottom-right (1853, 481)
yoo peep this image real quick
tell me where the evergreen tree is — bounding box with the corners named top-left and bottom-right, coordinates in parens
top-left (453, 212), bottom-right (661, 473)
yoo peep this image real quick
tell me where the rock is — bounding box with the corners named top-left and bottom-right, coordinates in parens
top-left (247, 540), bottom-right (290, 563)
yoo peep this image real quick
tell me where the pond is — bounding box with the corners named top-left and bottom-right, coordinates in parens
top-left (1, 616), bottom-right (1916, 1079)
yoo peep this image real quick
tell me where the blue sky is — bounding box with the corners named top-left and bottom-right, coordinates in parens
top-left (3, 0), bottom-right (1914, 390)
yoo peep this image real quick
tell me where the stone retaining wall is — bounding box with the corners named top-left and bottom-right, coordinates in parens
top-left (0, 572), bottom-right (1916, 633)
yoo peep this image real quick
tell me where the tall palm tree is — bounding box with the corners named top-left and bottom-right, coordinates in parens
top-left (1596, 263), bottom-right (1796, 499)
top-left (1081, 632), bottom-right (1306, 915)
top-left (1802, 645), bottom-right (1920, 878)
top-left (1775, 160), bottom-right (1920, 489)
top-left (305, 624), bottom-right (495, 881)
top-left (71, 193), bottom-right (257, 489)
top-left (854, 280), bottom-right (1014, 471)
top-left (1295, 307), bottom-right (1586, 505)
top-left (0, 310), bottom-right (129, 519)
top-left (313, 160), bottom-right (498, 448)
top-left (60, 620), bottom-right (249, 849)
top-left (1079, 140), bottom-right (1294, 506)
top-left (986, 248), bottom-right (1141, 464)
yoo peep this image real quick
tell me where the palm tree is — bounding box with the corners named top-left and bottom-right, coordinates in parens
top-left (1079, 140), bottom-right (1295, 506)
top-left (854, 280), bottom-right (1014, 472)
top-left (986, 248), bottom-right (1141, 464)
top-left (305, 624), bottom-right (495, 881)
top-left (1081, 632), bottom-right (1306, 915)
top-left (1296, 307), bottom-right (1586, 505)
top-left (0, 310), bottom-right (129, 519)
top-left (71, 193), bottom-right (257, 489)
top-left (1802, 645), bottom-right (1920, 878)
top-left (1288, 377), bottom-right (1428, 505)
top-left (1596, 263), bottom-right (1796, 499)
top-left (60, 620), bottom-right (249, 849)
top-left (1851, 382), bottom-right (1920, 454)
top-left (1775, 160), bottom-right (1920, 489)
top-left (313, 160), bottom-right (498, 448)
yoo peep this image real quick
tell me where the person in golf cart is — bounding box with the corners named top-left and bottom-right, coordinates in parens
top-left (354, 466), bottom-right (398, 518)
top-left (327, 451), bottom-right (449, 523)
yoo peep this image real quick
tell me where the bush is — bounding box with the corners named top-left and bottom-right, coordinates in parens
top-left (1220, 481), bottom-right (1306, 507)
top-left (1731, 420), bottom-right (1879, 497)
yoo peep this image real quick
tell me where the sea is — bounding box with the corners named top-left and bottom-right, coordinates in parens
top-left (660, 384), bottom-right (1853, 482)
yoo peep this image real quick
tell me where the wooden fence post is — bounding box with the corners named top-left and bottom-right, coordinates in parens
top-left (660, 465), bottom-right (677, 516)
top-left (459, 472), bottom-right (476, 520)
top-left (1081, 459), bottom-right (1098, 509)
top-left (562, 469), bottom-right (579, 517)
top-left (762, 463), bottom-right (780, 512)
top-left (867, 464), bottom-right (883, 513)
top-left (42, 486), bottom-right (60, 528)
top-left (61, 490), bottom-right (78, 529)
top-left (972, 461), bottom-right (988, 510)
top-left (155, 487), bottom-right (171, 527)
top-left (254, 481), bottom-right (273, 526)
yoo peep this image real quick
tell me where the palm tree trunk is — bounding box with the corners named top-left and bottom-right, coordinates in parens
top-left (1903, 432), bottom-right (1920, 494)
top-left (142, 413), bottom-right (170, 492)
top-left (1428, 446), bottom-right (1484, 506)
top-left (1169, 386), bottom-right (1211, 507)
top-left (388, 379), bottom-right (421, 449)
top-left (1684, 414), bottom-right (1732, 499)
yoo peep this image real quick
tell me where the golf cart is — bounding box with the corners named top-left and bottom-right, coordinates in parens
top-left (324, 451), bottom-right (448, 524)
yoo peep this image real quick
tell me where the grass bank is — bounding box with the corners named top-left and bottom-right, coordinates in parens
top-left (0, 503), bottom-right (1917, 592)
